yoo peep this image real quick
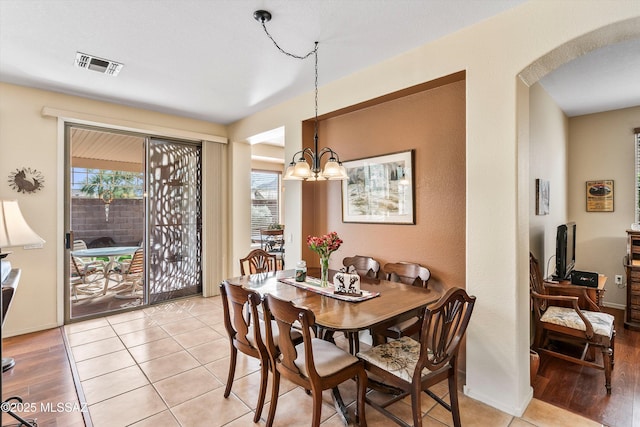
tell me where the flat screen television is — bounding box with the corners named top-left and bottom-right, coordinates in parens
top-left (554, 222), bottom-right (576, 280)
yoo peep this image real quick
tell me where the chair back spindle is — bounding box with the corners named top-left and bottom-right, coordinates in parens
top-left (263, 294), bottom-right (316, 379)
top-left (239, 248), bottom-right (278, 275)
top-left (420, 288), bottom-right (474, 372)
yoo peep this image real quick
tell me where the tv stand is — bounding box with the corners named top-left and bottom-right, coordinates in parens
top-left (544, 275), bottom-right (607, 309)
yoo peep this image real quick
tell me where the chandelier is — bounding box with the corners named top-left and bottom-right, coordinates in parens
top-left (254, 10), bottom-right (348, 181)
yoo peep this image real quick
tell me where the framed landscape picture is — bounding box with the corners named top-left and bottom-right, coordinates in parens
top-left (341, 150), bottom-right (415, 224)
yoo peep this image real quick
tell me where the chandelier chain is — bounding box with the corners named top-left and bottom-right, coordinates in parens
top-left (259, 21), bottom-right (320, 143)
top-left (255, 9), bottom-right (347, 181)
top-left (259, 22), bottom-right (317, 60)
top-left (314, 44), bottom-right (318, 137)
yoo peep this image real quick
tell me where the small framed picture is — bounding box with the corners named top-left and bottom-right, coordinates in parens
top-left (535, 179), bottom-right (549, 215)
top-left (586, 180), bottom-right (614, 212)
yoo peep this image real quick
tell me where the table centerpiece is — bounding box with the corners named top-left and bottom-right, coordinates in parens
top-left (306, 231), bottom-right (342, 287)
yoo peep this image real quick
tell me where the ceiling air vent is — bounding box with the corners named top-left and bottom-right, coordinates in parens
top-left (74, 52), bottom-right (123, 76)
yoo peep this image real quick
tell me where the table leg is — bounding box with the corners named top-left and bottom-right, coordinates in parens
top-left (331, 387), bottom-right (351, 425)
top-left (318, 327), bottom-right (360, 425)
top-left (102, 256), bottom-right (120, 295)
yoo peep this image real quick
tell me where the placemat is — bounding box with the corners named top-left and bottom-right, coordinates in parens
top-left (279, 276), bottom-right (380, 302)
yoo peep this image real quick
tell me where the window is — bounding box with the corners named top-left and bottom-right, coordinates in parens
top-left (71, 167), bottom-right (144, 199)
top-left (251, 170), bottom-right (281, 237)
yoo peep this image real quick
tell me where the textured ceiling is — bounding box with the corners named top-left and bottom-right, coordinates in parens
top-left (1, 0), bottom-right (525, 125)
top-left (0, 0), bottom-right (636, 129)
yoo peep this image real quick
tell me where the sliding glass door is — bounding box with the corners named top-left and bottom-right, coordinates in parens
top-left (66, 126), bottom-right (202, 321)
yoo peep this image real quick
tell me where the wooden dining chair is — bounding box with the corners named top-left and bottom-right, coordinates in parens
top-left (529, 252), bottom-right (615, 394)
top-left (239, 248), bottom-right (279, 275)
top-left (219, 281), bottom-right (302, 422)
top-left (370, 262), bottom-right (431, 344)
top-left (357, 287), bottom-right (476, 427)
top-left (262, 293), bottom-right (368, 427)
top-left (342, 255), bottom-right (380, 279)
top-left (384, 262), bottom-right (431, 287)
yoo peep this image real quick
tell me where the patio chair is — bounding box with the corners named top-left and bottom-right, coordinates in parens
top-left (113, 248), bottom-right (144, 299)
top-left (70, 253), bottom-right (105, 300)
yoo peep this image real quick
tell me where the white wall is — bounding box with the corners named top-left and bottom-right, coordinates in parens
top-left (529, 83), bottom-right (570, 276)
top-left (229, 2), bottom-right (640, 417)
top-left (568, 106), bottom-right (640, 309)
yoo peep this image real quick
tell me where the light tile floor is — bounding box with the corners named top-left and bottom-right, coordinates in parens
top-left (64, 296), bottom-right (602, 427)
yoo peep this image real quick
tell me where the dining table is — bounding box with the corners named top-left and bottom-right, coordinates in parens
top-left (222, 267), bottom-right (443, 424)
top-left (71, 246), bottom-right (141, 294)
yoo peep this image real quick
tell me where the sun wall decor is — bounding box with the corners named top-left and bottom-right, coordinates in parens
top-left (8, 167), bottom-right (45, 194)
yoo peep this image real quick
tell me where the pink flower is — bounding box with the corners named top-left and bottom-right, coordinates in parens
top-left (307, 231), bottom-right (343, 258)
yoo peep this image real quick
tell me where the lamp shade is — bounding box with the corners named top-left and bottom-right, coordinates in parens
top-left (292, 159), bottom-right (312, 178)
top-left (283, 164), bottom-right (303, 181)
top-left (0, 200), bottom-right (45, 248)
top-left (322, 160), bottom-right (348, 180)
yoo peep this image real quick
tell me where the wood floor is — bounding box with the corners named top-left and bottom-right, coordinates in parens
top-left (1, 307), bottom-right (638, 427)
top-left (1, 328), bottom-right (87, 427)
top-left (533, 307), bottom-right (640, 427)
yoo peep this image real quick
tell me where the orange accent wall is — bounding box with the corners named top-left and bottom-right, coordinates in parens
top-left (301, 77), bottom-right (466, 292)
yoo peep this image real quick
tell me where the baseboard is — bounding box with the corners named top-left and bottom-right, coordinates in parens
top-left (602, 302), bottom-right (625, 311)
top-left (3, 321), bottom-right (60, 338)
top-left (463, 384), bottom-right (533, 417)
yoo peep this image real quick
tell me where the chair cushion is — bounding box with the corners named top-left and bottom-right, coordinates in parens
top-left (357, 336), bottom-right (428, 383)
top-left (540, 306), bottom-right (615, 338)
top-left (294, 338), bottom-right (359, 377)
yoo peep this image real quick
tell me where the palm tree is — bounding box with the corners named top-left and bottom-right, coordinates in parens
top-left (80, 170), bottom-right (141, 199)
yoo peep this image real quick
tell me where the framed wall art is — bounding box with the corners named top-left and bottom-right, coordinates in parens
top-left (341, 150), bottom-right (415, 224)
top-left (535, 179), bottom-right (549, 215)
top-left (586, 180), bottom-right (614, 212)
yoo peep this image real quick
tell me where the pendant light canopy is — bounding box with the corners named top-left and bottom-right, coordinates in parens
top-left (254, 10), bottom-right (348, 181)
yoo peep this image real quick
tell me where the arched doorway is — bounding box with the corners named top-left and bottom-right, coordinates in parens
top-left (515, 14), bottom-right (640, 419)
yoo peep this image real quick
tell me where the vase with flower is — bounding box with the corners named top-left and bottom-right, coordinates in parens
top-left (306, 231), bottom-right (343, 287)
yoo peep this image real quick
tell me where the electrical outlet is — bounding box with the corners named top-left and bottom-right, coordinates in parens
top-left (615, 275), bottom-right (623, 285)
